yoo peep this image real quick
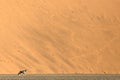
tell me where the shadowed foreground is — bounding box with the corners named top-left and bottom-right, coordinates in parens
top-left (0, 74), bottom-right (120, 80)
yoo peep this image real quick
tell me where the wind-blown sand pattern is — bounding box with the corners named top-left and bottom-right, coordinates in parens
top-left (0, 0), bottom-right (120, 74)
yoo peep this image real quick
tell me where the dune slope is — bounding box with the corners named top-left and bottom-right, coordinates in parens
top-left (0, 0), bottom-right (120, 74)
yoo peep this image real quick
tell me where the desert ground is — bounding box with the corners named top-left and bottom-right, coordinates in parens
top-left (0, 74), bottom-right (119, 80)
top-left (0, 0), bottom-right (120, 74)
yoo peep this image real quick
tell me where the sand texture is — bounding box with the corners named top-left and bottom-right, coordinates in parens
top-left (0, 0), bottom-right (120, 74)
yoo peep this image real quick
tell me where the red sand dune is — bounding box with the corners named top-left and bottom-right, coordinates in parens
top-left (0, 0), bottom-right (120, 74)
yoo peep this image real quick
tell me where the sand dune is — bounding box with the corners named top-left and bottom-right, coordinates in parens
top-left (0, 0), bottom-right (120, 74)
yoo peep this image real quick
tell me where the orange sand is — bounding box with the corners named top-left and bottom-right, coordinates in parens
top-left (0, 0), bottom-right (120, 74)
